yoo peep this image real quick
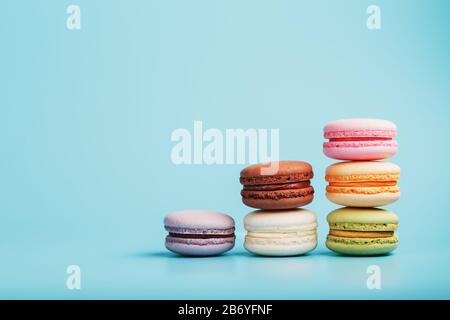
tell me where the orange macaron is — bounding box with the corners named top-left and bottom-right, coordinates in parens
top-left (325, 161), bottom-right (400, 207)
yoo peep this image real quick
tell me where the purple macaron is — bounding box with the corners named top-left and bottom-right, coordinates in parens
top-left (164, 210), bottom-right (235, 256)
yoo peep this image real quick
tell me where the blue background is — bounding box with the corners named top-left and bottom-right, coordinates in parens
top-left (1, 0), bottom-right (450, 299)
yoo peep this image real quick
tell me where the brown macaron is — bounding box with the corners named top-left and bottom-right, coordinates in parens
top-left (240, 161), bottom-right (314, 210)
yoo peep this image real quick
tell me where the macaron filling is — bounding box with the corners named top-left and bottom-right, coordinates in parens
top-left (166, 228), bottom-right (235, 247)
top-left (324, 129), bottom-right (397, 139)
top-left (329, 230), bottom-right (393, 238)
top-left (328, 181), bottom-right (397, 187)
top-left (165, 226), bottom-right (235, 235)
top-left (165, 226), bottom-right (235, 242)
top-left (243, 181), bottom-right (311, 191)
top-left (328, 137), bottom-right (394, 142)
top-left (168, 233), bottom-right (235, 239)
top-left (165, 226), bottom-right (235, 245)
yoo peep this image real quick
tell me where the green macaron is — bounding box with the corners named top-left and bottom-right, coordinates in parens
top-left (326, 207), bottom-right (399, 256)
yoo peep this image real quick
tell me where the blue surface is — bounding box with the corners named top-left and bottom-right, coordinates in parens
top-left (1, 0), bottom-right (450, 299)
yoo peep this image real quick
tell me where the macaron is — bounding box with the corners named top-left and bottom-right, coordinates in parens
top-left (244, 209), bottom-right (317, 256)
top-left (164, 210), bottom-right (235, 256)
top-left (326, 161), bottom-right (400, 207)
top-left (323, 118), bottom-right (398, 160)
top-left (326, 207), bottom-right (399, 255)
top-left (240, 161), bottom-right (314, 210)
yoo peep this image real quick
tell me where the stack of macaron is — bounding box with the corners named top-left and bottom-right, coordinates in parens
top-left (239, 161), bottom-right (318, 256)
top-left (323, 119), bottom-right (400, 255)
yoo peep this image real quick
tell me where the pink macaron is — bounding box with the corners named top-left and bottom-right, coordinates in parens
top-left (323, 119), bottom-right (398, 160)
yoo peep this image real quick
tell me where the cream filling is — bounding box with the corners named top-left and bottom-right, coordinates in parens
top-left (329, 222), bottom-right (398, 232)
top-left (247, 230), bottom-right (316, 239)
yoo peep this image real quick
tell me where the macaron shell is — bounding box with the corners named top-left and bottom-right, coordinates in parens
top-left (324, 119), bottom-right (397, 137)
top-left (245, 235), bottom-right (317, 256)
top-left (164, 210), bottom-right (235, 230)
top-left (326, 191), bottom-right (400, 207)
top-left (243, 193), bottom-right (313, 210)
top-left (329, 230), bottom-right (394, 238)
top-left (327, 207), bottom-right (399, 225)
top-left (165, 236), bottom-right (235, 256)
top-left (326, 235), bottom-right (398, 256)
top-left (326, 161), bottom-right (400, 177)
top-left (244, 208), bottom-right (317, 232)
top-left (323, 143), bottom-right (398, 160)
top-left (240, 161), bottom-right (313, 185)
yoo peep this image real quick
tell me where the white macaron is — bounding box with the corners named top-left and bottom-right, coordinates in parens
top-left (243, 209), bottom-right (318, 256)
